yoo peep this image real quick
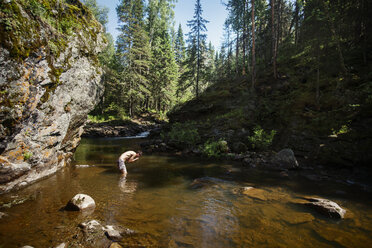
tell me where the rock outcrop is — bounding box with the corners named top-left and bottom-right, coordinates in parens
top-left (0, 0), bottom-right (106, 193)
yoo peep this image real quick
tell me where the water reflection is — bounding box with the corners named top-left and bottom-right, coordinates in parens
top-left (118, 176), bottom-right (138, 195)
top-left (0, 137), bottom-right (371, 247)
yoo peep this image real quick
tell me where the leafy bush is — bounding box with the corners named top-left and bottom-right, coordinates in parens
top-left (162, 122), bottom-right (200, 147)
top-left (248, 126), bottom-right (276, 150)
top-left (88, 114), bottom-right (118, 123)
top-left (201, 139), bottom-right (229, 158)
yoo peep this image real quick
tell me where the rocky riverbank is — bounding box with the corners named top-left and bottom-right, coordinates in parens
top-left (82, 116), bottom-right (163, 138)
top-left (140, 137), bottom-right (372, 192)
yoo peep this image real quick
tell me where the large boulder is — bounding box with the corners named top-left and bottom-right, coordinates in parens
top-left (272, 149), bottom-right (299, 169)
top-left (65, 194), bottom-right (96, 211)
top-left (0, 0), bottom-right (106, 193)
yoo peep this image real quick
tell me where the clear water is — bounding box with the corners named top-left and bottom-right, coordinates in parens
top-left (0, 137), bottom-right (371, 247)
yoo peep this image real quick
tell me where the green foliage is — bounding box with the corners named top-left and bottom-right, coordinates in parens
top-left (332, 124), bottom-right (350, 136)
top-left (162, 122), bottom-right (200, 147)
top-left (248, 126), bottom-right (276, 150)
top-left (0, 0), bottom-right (101, 60)
top-left (23, 151), bottom-right (33, 161)
top-left (200, 139), bottom-right (229, 158)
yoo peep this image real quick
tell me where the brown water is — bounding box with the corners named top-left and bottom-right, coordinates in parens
top-left (0, 137), bottom-right (371, 248)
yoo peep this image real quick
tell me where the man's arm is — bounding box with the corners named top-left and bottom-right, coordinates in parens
top-left (127, 154), bottom-right (139, 163)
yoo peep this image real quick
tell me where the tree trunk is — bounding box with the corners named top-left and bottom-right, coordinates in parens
top-left (242, 1), bottom-right (247, 76)
top-left (361, 0), bottom-right (367, 65)
top-left (236, 32), bottom-right (239, 75)
top-left (294, 0), bottom-right (299, 47)
top-left (276, 0), bottom-right (281, 51)
top-left (271, 0), bottom-right (277, 79)
top-left (316, 50), bottom-right (320, 108)
top-left (251, 0), bottom-right (256, 89)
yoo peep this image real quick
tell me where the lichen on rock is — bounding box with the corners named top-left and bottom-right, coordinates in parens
top-left (0, 0), bottom-right (107, 193)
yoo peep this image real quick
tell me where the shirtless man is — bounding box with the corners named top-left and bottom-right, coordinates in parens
top-left (117, 151), bottom-right (142, 176)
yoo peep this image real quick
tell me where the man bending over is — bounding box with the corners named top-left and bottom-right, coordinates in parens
top-left (117, 151), bottom-right (142, 176)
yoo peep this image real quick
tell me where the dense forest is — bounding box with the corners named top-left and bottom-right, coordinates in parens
top-left (85, 0), bottom-right (372, 166)
top-left (88, 0), bottom-right (372, 120)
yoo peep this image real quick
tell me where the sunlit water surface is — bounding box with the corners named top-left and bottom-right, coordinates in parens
top-left (0, 137), bottom-right (371, 247)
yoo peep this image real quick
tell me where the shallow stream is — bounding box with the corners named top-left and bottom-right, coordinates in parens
top-left (0, 137), bottom-right (371, 247)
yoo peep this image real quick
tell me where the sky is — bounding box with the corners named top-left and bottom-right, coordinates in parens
top-left (96, 0), bottom-right (228, 49)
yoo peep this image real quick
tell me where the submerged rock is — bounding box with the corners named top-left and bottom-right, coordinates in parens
top-left (189, 177), bottom-right (225, 189)
top-left (75, 164), bottom-right (96, 168)
top-left (76, 219), bottom-right (136, 246)
top-left (104, 225), bottom-right (123, 241)
top-left (65, 194), bottom-right (96, 211)
top-left (109, 243), bottom-right (123, 248)
top-left (304, 198), bottom-right (346, 219)
top-left (79, 220), bottom-right (102, 232)
top-left (0, 212), bottom-right (8, 219)
top-left (233, 186), bottom-right (268, 201)
top-left (54, 243), bottom-right (66, 248)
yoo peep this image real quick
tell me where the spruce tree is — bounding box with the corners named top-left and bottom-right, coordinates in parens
top-left (146, 0), bottom-right (178, 112)
top-left (116, 0), bottom-right (151, 117)
top-left (175, 24), bottom-right (186, 65)
top-left (185, 0), bottom-right (209, 98)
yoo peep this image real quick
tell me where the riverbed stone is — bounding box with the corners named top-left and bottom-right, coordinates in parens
top-left (79, 220), bottom-right (103, 232)
top-left (273, 149), bottom-right (299, 169)
top-left (54, 243), bottom-right (66, 248)
top-left (281, 212), bottom-right (315, 225)
top-left (104, 225), bottom-right (123, 241)
top-left (75, 164), bottom-right (96, 168)
top-left (234, 187), bottom-right (268, 201)
top-left (109, 243), bottom-right (123, 248)
top-left (304, 198), bottom-right (346, 219)
top-left (66, 194), bottom-right (96, 211)
top-left (189, 177), bottom-right (224, 189)
top-left (0, 212), bottom-right (8, 219)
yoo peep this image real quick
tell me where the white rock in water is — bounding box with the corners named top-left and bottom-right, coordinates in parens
top-left (79, 220), bottom-right (103, 232)
top-left (55, 243), bottom-right (66, 248)
top-left (305, 198), bottom-right (346, 219)
top-left (66, 194), bottom-right (96, 211)
top-left (75, 164), bottom-right (95, 168)
top-left (104, 225), bottom-right (123, 241)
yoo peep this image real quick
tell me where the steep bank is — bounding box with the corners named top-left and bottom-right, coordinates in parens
top-left (0, 0), bottom-right (106, 193)
top-left (153, 69), bottom-right (372, 171)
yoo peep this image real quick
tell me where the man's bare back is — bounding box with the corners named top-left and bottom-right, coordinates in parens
top-left (117, 151), bottom-right (141, 175)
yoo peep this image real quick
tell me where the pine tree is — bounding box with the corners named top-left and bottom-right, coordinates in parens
top-left (146, 0), bottom-right (178, 112)
top-left (116, 0), bottom-right (151, 117)
top-left (175, 24), bottom-right (186, 65)
top-left (185, 0), bottom-right (209, 98)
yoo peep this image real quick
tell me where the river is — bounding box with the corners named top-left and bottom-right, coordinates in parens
top-left (0, 137), bottom-right (371, 247)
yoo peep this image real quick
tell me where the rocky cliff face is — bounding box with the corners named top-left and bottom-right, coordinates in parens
top-left (0, 0), bottom-right (106, 193)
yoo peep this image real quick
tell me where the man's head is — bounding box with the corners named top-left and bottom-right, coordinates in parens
top-left (136, 151), bottom-right (143, 157)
